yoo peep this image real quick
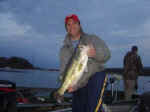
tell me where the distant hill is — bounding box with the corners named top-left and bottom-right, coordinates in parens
top-left (0, 56), bottom-right (34, 69)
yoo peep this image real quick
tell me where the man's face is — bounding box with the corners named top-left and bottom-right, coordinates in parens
top-left (66, 19), bottom-right (80, 37)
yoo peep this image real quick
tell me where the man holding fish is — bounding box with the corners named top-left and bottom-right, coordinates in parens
top-left (55, 14), bottom-right (111, 112)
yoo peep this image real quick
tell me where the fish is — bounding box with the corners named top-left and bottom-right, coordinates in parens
top-left (54, 45), bottom-right (89, 103)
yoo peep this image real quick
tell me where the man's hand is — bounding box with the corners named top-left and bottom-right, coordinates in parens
top-left (68, 86), bottom-right (77, 93)
top-left (87, 44), bottom-right (96, 57)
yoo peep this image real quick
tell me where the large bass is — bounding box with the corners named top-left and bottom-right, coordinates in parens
top-left (54, 45), bottom-right (89, 103)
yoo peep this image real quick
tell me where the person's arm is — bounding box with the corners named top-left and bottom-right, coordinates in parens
top-left (137, 56), bottom-right (143, 73)
top-left (123, 54), bottom-right (127, 67)
top-left (59, 45), bottom-right (71, 82)
top-left (89, 35), bottom-right (111, 64)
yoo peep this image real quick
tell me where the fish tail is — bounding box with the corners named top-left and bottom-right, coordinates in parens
top-left (53, 90), bottom-right (64, 104)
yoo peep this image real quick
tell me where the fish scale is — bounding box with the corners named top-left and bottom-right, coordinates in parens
top-left (56, 45), bottom-right (89, 98)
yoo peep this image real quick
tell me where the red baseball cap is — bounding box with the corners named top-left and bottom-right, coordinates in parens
top-left (65, 14), bottom-right (80, 24)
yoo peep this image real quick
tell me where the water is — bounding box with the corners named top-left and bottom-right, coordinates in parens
top-left (0, 68), bottom-right (150, 94)
top-left (0, 68), bottom-right (59, 88)
top-left (107, 75), bottom-right (150, 94)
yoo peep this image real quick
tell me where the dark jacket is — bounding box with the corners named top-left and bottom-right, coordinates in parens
top-left (123, 51), bottom-right (143, 80)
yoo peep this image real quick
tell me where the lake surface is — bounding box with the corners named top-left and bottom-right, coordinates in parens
top-left (0, 68), bottom-right (59, 88)
top-left (0, 68), bottom-right (150, 94)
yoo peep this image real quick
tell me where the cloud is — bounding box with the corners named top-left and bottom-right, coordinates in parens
top-left (0, 11), bottom-right (51, 43)
top-left (0, 0), bottom-right (150, 68)
top-left (133, 19), bottom-right (150, 53)
top-left (0, 10), bottom-right (64, 68)
top-left (142, 19), bottom-right (150, 36)
top-left (138, 38), bottom-right (150, 50)
top-left (0, 12), bottom-right (31, 38)
top-left (109, 16), bottom-right (150, 42)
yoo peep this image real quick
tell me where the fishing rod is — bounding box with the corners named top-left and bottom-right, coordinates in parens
top-left (95, 75), bottom-right (108, 112)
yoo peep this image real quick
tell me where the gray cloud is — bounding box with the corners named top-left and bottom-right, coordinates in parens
top-left (0, 0), bottom-right (150, 68)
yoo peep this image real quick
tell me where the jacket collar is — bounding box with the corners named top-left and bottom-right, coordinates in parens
top-left (64, 32), bottom-right (86, 45)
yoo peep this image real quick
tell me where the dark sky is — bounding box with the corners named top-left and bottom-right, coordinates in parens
top-left (0, 0), bottom-right (150, 69)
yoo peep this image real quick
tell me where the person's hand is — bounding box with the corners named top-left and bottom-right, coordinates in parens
top-left (68, 86), bottom-right (77, 93)
top-left (87, 44), bottom-right (96, 57)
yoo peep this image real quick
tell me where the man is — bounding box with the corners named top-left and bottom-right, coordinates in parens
top-left (59, 14), bottom-right (111, 112)
top-left (123, 46), bottom-right (143, 100)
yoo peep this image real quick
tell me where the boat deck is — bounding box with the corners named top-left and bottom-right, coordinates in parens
top-left (16, 88), bottom-right (138, 112)
top-left (17, 100), bottom-right (137, 112)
